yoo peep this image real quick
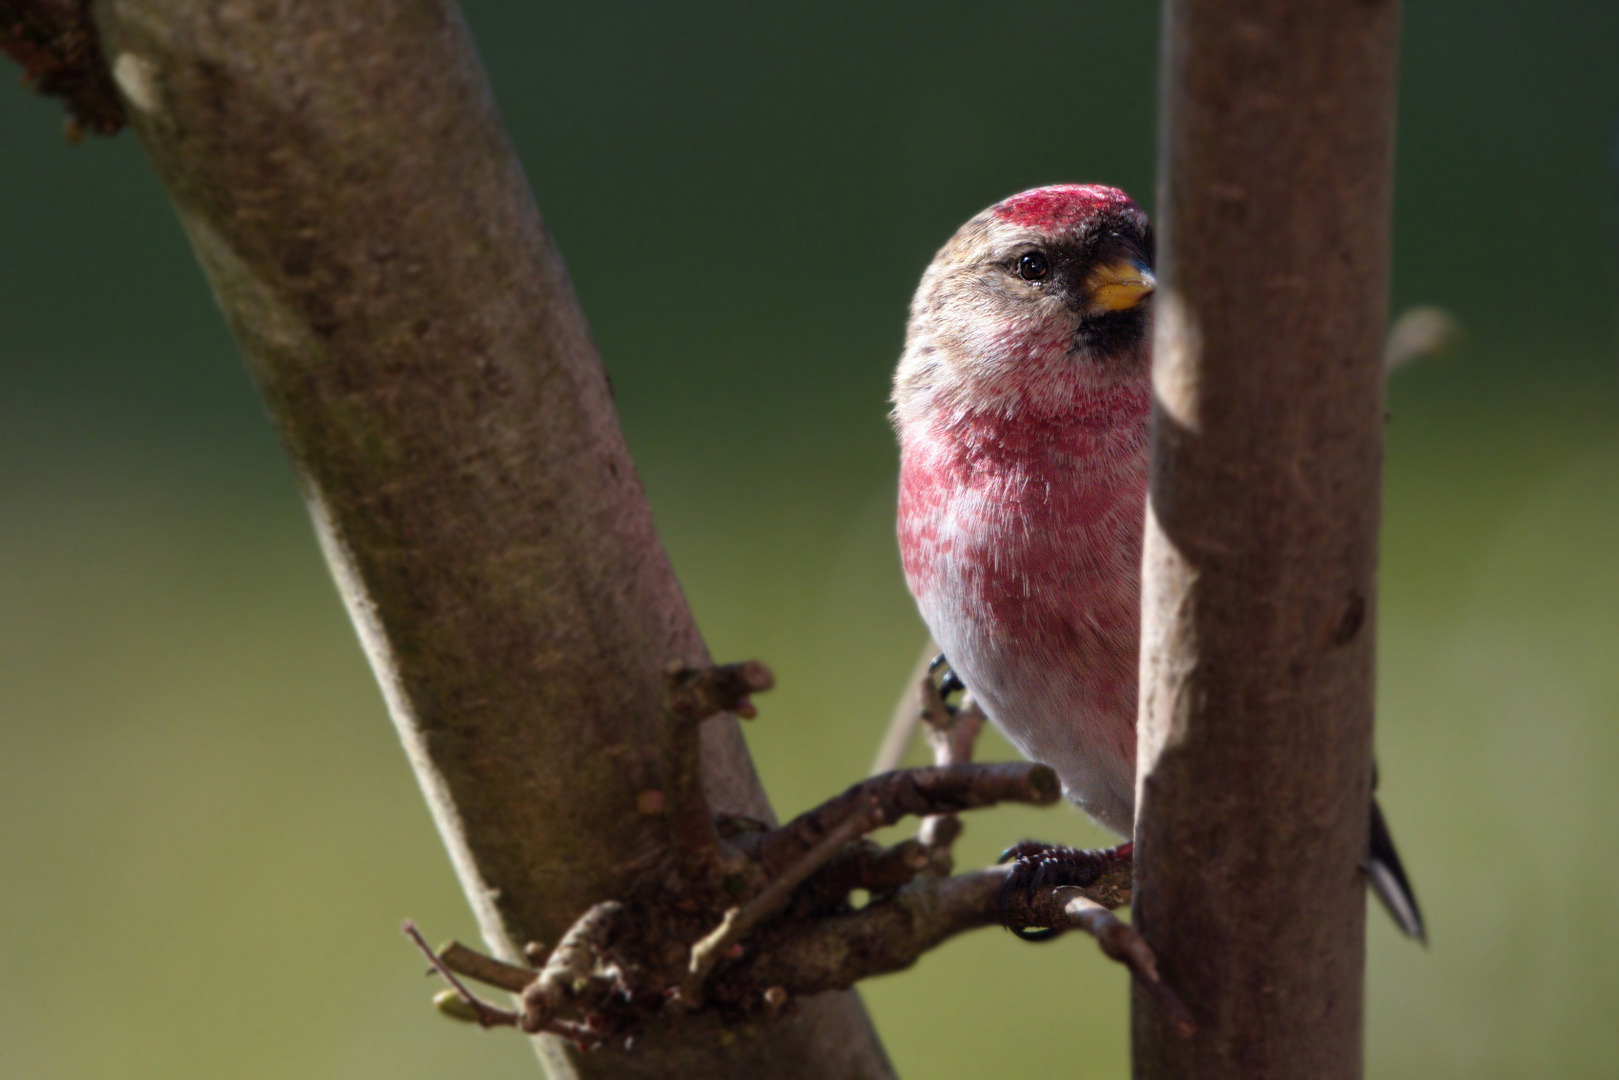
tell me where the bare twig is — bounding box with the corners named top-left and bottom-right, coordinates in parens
top-left (869, 641), bottom-right (937, 775)
top-left (402, 707), bottom-right (1072, 1042)
top-left (758, 763), bottom-right (1059, 876)
top-left (663, 660), bottom-right (774, 723)
top-left (1064, 899), bottom-right (1196, 1039)
top-left (739, 868), bottom-right (1011, 995)
top-left (437, 940), bottom-right (536, 993)
top-left (660, 662), bottom-right (771, 890)
top-left (792, 838), bottom-right (934, 912)
top-left (870, 649), bottom-right (991, 858)
top-left (991, 877), bottom-right (1194, 1037)
top-left (402, 921), bottom-right (520, 1029)
top-left (682, 799), bottom-right (882, 1005)
top-left (920, 688), bottom-right (983, 769)
top-left (417, 855), bottom-right (1157, 1018)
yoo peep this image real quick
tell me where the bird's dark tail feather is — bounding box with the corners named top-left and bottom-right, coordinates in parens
top-left (1366, 796), bottom-right (1426, 944)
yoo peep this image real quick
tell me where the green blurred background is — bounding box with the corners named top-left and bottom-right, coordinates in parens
top-left (2, 2), bottom-right (1616, 1076)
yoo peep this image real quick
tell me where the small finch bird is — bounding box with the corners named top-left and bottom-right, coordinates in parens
top-left (893, 184), bottom-right (1424, 941)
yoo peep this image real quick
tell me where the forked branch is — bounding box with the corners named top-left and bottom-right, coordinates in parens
top-left (406, 660), bottom-right (1068, 1050)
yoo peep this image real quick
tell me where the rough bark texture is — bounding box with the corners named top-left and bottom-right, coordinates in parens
top-left (1134, 2), bottom-right (1401, 1077)
top-left (86, 1), bottom-right (894, 1076)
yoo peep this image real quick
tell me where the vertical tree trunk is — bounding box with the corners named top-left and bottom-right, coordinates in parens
top-left (1134, 2), bottom-right (1401, 1076)
top-left (88, 1), bottom-right (894, 1076)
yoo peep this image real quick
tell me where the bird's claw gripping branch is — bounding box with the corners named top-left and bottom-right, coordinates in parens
top-left (403, 660), bottom-right (1192, 1050)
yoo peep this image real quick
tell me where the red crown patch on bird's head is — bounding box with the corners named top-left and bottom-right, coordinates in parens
top-left (993, 184), bottom-right (1137, 232)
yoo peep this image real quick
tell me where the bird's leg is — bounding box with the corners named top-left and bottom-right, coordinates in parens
top-left (998, 841), bottom-right (1134, 940)
top-left (919, 654), bottom-right (1139, 932)
top-left (927, 651), bottom-right (967, 704)
top-left (916, 655), bottom-right (984, 863)
top-left (920, 656), bottom-right (978, 763)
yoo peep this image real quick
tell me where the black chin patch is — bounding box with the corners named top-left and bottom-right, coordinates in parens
top-left (1071, 304), bottom-right (1150, 361)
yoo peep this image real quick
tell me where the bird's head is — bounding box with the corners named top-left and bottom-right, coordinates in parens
top-left (893, 184), bottom-right (1154, 427)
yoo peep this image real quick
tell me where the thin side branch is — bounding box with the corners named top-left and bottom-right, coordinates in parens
top-left (758, 762), bottom-right (1060, 876)
top-left (740, 868), bottom-right (1010, 994)
top-left (998, 889), bottom-right (1195, 1038)
top-left (663, 660), bottom-right (774, 723)
top-left (520, 901), bottom-right (626, 1034)
top-left (869, 641), bottom-right (937, 775)
top-left (920, 681), bottom-right (982, 769)
top-left (660, 662), bottom-right (771, 890)
top-left (437, 940), bottom-right (536, 993)
top-left (1064, 899), bottom-right (1196, 1039)
top-left (681, 799), bottom-right (883, 1006)
top-left (792, 838), bottom-right (934, 912)
top-left (402, 921), bottom-right (520, 1029)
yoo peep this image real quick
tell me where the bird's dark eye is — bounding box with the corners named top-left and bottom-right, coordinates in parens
top-left (1017, 251), bottom-right (1050, 282)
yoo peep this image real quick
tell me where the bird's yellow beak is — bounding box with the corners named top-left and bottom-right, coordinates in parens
top-left (1086, 260), bottom-right (1156, 313)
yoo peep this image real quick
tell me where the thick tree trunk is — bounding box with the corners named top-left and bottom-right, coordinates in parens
top-left (1132, 1), bottom-right (1401, 1076)
top-left (87, 1), bottom-right (893, 1076)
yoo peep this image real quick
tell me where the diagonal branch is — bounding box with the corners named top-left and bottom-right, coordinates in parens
top-left (78, 1), bottom-right (895, 1075)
